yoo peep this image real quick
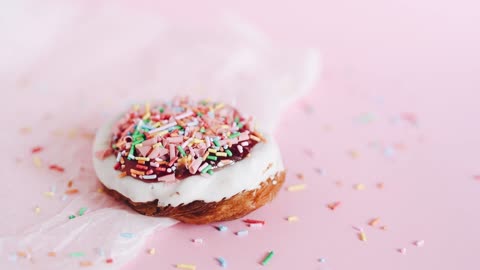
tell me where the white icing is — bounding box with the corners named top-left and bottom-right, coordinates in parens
top-left (92, 117), bottom-right (284, 207)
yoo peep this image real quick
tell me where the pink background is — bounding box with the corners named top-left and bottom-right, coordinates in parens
top-left (2, 1), bottom-right (480, 269)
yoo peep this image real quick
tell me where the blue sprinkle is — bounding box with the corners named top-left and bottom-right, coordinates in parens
top-left (120, 232), bottom-right (135, 238)
top-left (216, 225), bottom-right (228, 232)
top-left (217, 257), bottom-right (227, 268)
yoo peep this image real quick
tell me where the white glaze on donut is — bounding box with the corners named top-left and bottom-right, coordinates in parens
top-left (93, 116), bottom-right (284, 207)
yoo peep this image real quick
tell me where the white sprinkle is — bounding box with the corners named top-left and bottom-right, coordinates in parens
top-left (193, 238), bottom-right (203, 244)
top-left (241, 141), bottom-right (249, 146)
top-left (236, 230), bottom-right (249, 236)
top-left (414, 240), bottom-right (425, 247)
top-left (142, 175), bottom-right (157, 180)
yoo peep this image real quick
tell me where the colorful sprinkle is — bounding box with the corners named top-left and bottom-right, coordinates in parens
top-left (69, 252), bottom-right (85, 258)
top-left (80, 261), bottom-right (93, 267)
top-left (217, 257), bottom-right (227, 268)
top-left (287, 216), bottom-right (299, 222)
top-left (193, 238), bottom-right (204, 244)
top-left (120, 232), bottom-right (134, 238)
top-left (368, 218), bottom-right (380, 226)
top-left (34, 206), bottom-right (40, 214)
top-left (176, 264), bottom-right (196, 270)
top-left (261, 251), bottom-right (274, 266)
top-left (413, 240), bottom-right (425, 247)
top-left (235, 230), bottom-right (249, 236)
top-left (68, 215), bottom-right (75, 220)
top-left (243, 219), bottom-right (265, 225)
top-left (33, 156), bottom-right (42, 168)
top-left (48, 251), bottom-right (56, 257)
top-left (31, 146), bottom-right (43, 153)
top-left (354, 183), bottom-right (366, 190)
top-left (216, 225), bottom-right (228, 232)
top-left (398, 248), bottom-right (407, 255)
top-left (148, 248), bottom-right (156, 255)
top-left (327, 201), bottom-right (341, 210)
top-left (287, 184), bottom-right (306, 192)
top-left (318, 258), bottom-right (326, 263)
top-left (106, 258), bottom-right (114, 264)
top-left (358, 232), bottom-right (367, 242)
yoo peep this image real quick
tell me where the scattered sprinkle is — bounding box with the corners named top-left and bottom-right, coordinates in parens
top-left (65, 189), bottom-right (79, 195)
top-left (314, 168), bottom-right (324, 175)
top-left (49, 164), bottom-right (65, 173)
top-left (261, 251), bottom-right (274, 266)
top-left (243, 219), bottom-right (265, 225)
top-left (148, 248), bottom-right (156, 255)
top-left (17, 251), bottom-right (28, 258)
top-left (217, 257), bottom-right (227, 268)
top-left (69, 252), bottom-right (85, 258)
top-left (327, 201), bottom-right (341, 210)
top-left (380, 226), bottom-right (388, 231)
top-left (287, 184), bottom-right (306, 192)
top-left (473, 175), bottom-right (480, 181)
top-left (413, 240), bottom-right (425, 247)
top-left (216, 225), bottom-right (228, 232)
top-left (67, 180), bottom-right (73, 188)
top-left (31, 146), bottom-right (44, 153)
top-left (34, 206), bottom-right (40, 214)
top-left (80, 261), bottom-right (93, 267)
top-left (318, 258), bottom-right (326, 263)
top-left (106, 258), bottom-right (114, 264)
top-left (235, 230), bottom-right (249, 236)
top-left (296, 173), bottom-right (304, 180)
top-left (68, 215), bottom-right (75, 220)
top-left (348, 150), bottom-right (359, 159)
top-left (120, 232), bottom-right (134, 238)
top-left (358, 232), bottom-right (367, 242)
top-left (376, 182), bottom-right (385, 189)
top-left (44, 191), bottom-right (55, 198)
top-left (176, 264), bottom-right (196, 270)
top-left (33, 156), bottom-right (42, 168)
top-left (47, 251), bottom-right (56, 257)
top-left (398, 248), bottom-right (407, 255)
top-left (249, 223), bottom-right (264, 228)
top-left (287, 216), bottom-right (299, 222)
top-left (368, 218), bottom-right (380, 227)
top-left (78, 207), bottom-right (88, 216)
top-left (192, 238), bottom-right (203, 244)
top-left (354, 184), bottom-right (366, 190)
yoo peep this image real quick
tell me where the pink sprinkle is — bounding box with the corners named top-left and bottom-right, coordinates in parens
top-left (175, 110), bottom-right (193, 120)
top-left (238, 131), bottom-right (250, 141)
top-left (241, 141), bottom-right (249, 146)
top-left (142, 137), bottom-right (157, 146)
top-left (189, 158), bottom-right (203, 174)
top-left (147, 147), bottom-right (161, 159)
top-left (474, 175), bottom-right (480, 181)
top-left (31, 146), bottom-right (44, 153)
top-left (237, 145), bottom-right (243, 154)
top-left (169, 144), bottom-right (176, 160)
top-left (413, 240), bottom-right (425, 247)
top-left (157, 174), bottom-right (175, 183)
top-left (167, 136), bottom-right (183, 143)
top-left (205, 136), bottom-right (211, 148)
top-left (398, 248), bottom-right (407, 255)
top-left (136, 146), bottom-right (152, 157)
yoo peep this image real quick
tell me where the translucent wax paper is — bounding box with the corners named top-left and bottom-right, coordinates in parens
top-left (0, 2), bottom-right (320, 269)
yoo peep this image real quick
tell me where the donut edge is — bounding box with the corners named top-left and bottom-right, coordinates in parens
top-left (101, 171), bottom-right (286, 224)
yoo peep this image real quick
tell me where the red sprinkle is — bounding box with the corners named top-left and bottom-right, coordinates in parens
top-left (136, 164), bottom-right (149, 170)
top-left (114, 162), bottom-right (121, 170)
top-left (327, 201), bottom-right (341, 210)
top-left (106, 258), bottom-right (113, 264)
top-left (31, 146), bottom-right (44, 153)
top-left (474, 175), bottom-right (480, 181)
top-left (243, 219), bottom-right (265, 225)
top-left (65, 189), bottom-right (79, 195)
top-left (49, 164), bottom-right (65, 172)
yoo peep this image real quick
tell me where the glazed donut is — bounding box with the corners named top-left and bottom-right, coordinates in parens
top-left (93, 97), bottom-right (285, 224)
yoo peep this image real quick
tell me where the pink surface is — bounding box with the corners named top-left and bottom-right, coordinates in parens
top-left (2, 1), bottom-right (480, 270)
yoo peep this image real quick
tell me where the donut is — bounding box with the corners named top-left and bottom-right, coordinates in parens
top-left (93, 97), bottom-right (285, 224)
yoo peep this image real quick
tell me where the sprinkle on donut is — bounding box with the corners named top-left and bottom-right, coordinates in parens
top-left (110, 97), bottom-right (265, 182)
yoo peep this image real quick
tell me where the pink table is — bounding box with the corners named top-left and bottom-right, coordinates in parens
top-left (2, 1), bottom-right (480, 269)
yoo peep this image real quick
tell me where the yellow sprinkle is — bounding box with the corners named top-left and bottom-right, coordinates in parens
top-left (359, 232), bottom-right (367, 242)
top-left (354, 184), bottom-right (366, 190)
top-left (250, 135), bottom-right (261, 142)
top-left (34, 206), bottom-right (40, 214)
top-left (153, 122), bottom-right (162, 128)
top-left (214, 103), bottom-right (224, 110)
top-left (221, 124), bottom-right (229, 129)
top-left (44, 191), bottom-right (55, 198)
top-left (368, 218), bottom-right (380, 227)
top-left (133, 104), bottom-right (139, 111)
top-left (33, 156), bottom-right (42, 168)
top-left (135, 157), bottom-right (150, 161)
top-left (287, 216), bottom-right (299, 222)
top-left (208, 149), bottom-right (217, 153)
top-left (287, 184), bottom-right (306, 192)
top-left (202, 152), bottom-right (209, 161)
top-left (152, 130), bottom-right (168, 137)
top-left (67, 129), bottom-right (77, 138)
top-left (177, 264), bottom-right (196, 270)
top-left (152, 142), bottom-right (163, 148)
top-left (148, 248), bottom-right (156, 255)
top-left (193, 139), bottom-right (204, 144)
top-left (216, 152), bottom-right (227, 157)
top-left (97, 188), bottom-right (104, 193)
top-left (145, 102), bottom-right (151, 113)
top-left (142, 113), bottom-right (151, 120)
top-left (135, 144), bottom-right (143, 148)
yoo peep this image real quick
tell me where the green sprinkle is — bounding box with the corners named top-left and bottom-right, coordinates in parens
top-left (237, 123), bottom-right (244, 129)
top-left (69, 252), bottom-right (85, 258)
top-left (200, 127), bottom-right (206, 133)
top-left (228, 132), bottom-right (240, 139)
top-left (201, 165), bottom-right (212, 174)
top-left (226, 149), bottom-right (233, 157)
top-left (207, 169), bottom-right (214, 175)
top-left (197, 112), bottom-right (204, 117)
top-left (213, 139), bottom-right (220, 147)
top-left (207, 155), bottom-right (218, 161)
top-left (68, 215), bottom-right (75, 220)
top-left (159, 108), bottom-right (164, 113)
top-left (261, 251), bottom-right (274, 266)
top-left (177, 146), bottom-right (186, 157)
top-left (128, 146), bottom-right (135, 159)
top-left (78, 207), bottom-right (88, 216)
top-left (234, 116), bottom-right (240, 123)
